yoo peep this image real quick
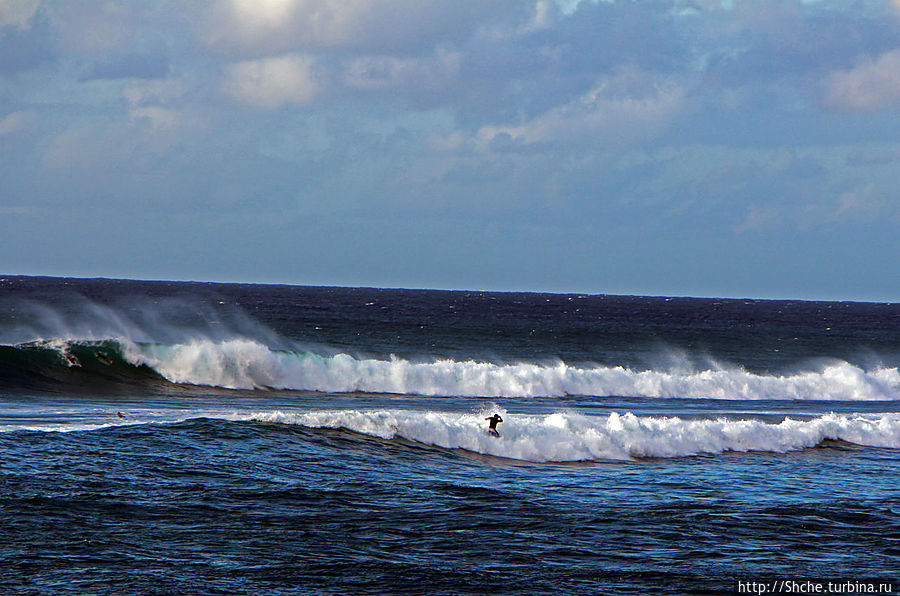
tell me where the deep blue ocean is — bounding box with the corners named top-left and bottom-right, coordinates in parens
top-left (1, 276), bottom-right (899, 595)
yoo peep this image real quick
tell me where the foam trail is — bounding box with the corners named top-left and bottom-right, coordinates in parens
top-left (127, 338), bottom-right (900, 401)
top-left (250, 409), bottom-right (900, 462)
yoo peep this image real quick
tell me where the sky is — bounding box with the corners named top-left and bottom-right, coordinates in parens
top-left (1, 0), bottom-right (899, 301)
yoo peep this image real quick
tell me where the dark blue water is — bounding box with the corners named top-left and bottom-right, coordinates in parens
top-left (1, 276), bottom-right (899, 595)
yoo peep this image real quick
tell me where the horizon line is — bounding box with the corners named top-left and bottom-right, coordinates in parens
top-left (3, 272), bottom-right (896, 305)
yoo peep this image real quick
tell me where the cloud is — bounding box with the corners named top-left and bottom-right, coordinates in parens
top-left (832, 183), bottom-right (892, 222)
top-left (736, 204), bottom-right (780, 233)
top-left (223, 54), bottom-right (320, 108)
top-left (203, 0), bottom-right (520, 56)
top-left (475, 69), bottom-right (686, 148)
top-left (0, 0), bottom-right (39, 29)
top-left (47, 1), bottom-right (139, 55)
top-left (40, 78), bottom-right (196, 175)
top-left (735, 175), bottom-right (895, 233)
top-left (523, 0), bottom-right (556, 32)
top-left (123, 80), bottom-right (188, 129)
top-left (111, 79), bottom-right (191, 129)
top-left (128, 106), bottom-right (181, 129)
top-left (205, 0), bottom-right (372, 52)
top-left (343, 49), bottom-right (460, 94)
top-left (42, 125), bottom-right (127, 173)
top-left (0, 16), bottom-right (54, 73)
top-left (0, 111), bottom-right (36, 135)
top-left (824, 48), bottom-right (900, 112)
top-left (122, 78), bottom-right (187, 106)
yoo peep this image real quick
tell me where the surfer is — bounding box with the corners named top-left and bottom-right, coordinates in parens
top-left (485, 414), bottom-right (503, 437)
top-left (117, 411), bottom-right (126, 419)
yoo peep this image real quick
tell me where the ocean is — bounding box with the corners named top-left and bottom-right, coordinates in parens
top-left (1, 276), bottom-right (898, 595)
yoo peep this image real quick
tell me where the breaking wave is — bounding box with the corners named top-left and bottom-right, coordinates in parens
top-left (4, 337), bottom-right (899, 401)
top-left (251, 409), bottom-right (900, 462)
top-left (7, 406), bottom-right (899, 462)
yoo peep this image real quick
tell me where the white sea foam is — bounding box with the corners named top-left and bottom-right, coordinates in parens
top-left (127, 338), bottom-right (900, 401)
top-left (249, 409), bottom-right (900, 462)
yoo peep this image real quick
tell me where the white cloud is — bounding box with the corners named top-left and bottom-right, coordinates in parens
top-left (343, 50), bottom-right (460, 93)
top-left (426, 131), bottom-right (464, 153)
top-left (476, 69), bottom-right (686, 148)
top-left (833, 183), bottom-right (886, 221)
top-left (737, 181), bottom-right (894, 233)
top-left (46, 1), bottom-right (139, 55)
top-left (203, 0), bottom-right (514, 57)
top-left (128, 106), bottom-right (180, 129)
top-left (0, 0), bottom-right (39, 29)
top-left (554, 0), bottom-right (609, 17)
top-left (530, 0), bottom-right (555, 29)
top-left (205, 0), bottom-right (355, 52)
top-left (223, 54), bottom-right (319, 108)
top-left (122, 79), bottom-right (189, 128)
top-left (824, 48), bottom-right (900, 112)
top-left (0, 110), bottom-right (36, 135)
top-left (122, 78), bottom-right (187, 108)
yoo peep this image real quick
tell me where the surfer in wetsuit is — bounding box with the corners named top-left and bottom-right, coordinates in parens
top-left (485, 414), bottom-right (503, 437)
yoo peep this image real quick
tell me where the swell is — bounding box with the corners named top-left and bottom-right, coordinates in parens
top-left (2, 337), bottom-right (900, 401)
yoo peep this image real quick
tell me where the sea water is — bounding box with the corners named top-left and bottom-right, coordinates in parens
top-left (1, 276), bottom-right (898, 595)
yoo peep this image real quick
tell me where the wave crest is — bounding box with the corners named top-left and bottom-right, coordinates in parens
top-left (130, 338), bottom-right (900, 401)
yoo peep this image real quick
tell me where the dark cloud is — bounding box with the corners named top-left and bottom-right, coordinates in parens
top-left (695, 1), bottom-right (900, 83)
top-left (449, 1), bottom-right (686, 124)
top-left (552, 0), bottom-right (686, 74)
